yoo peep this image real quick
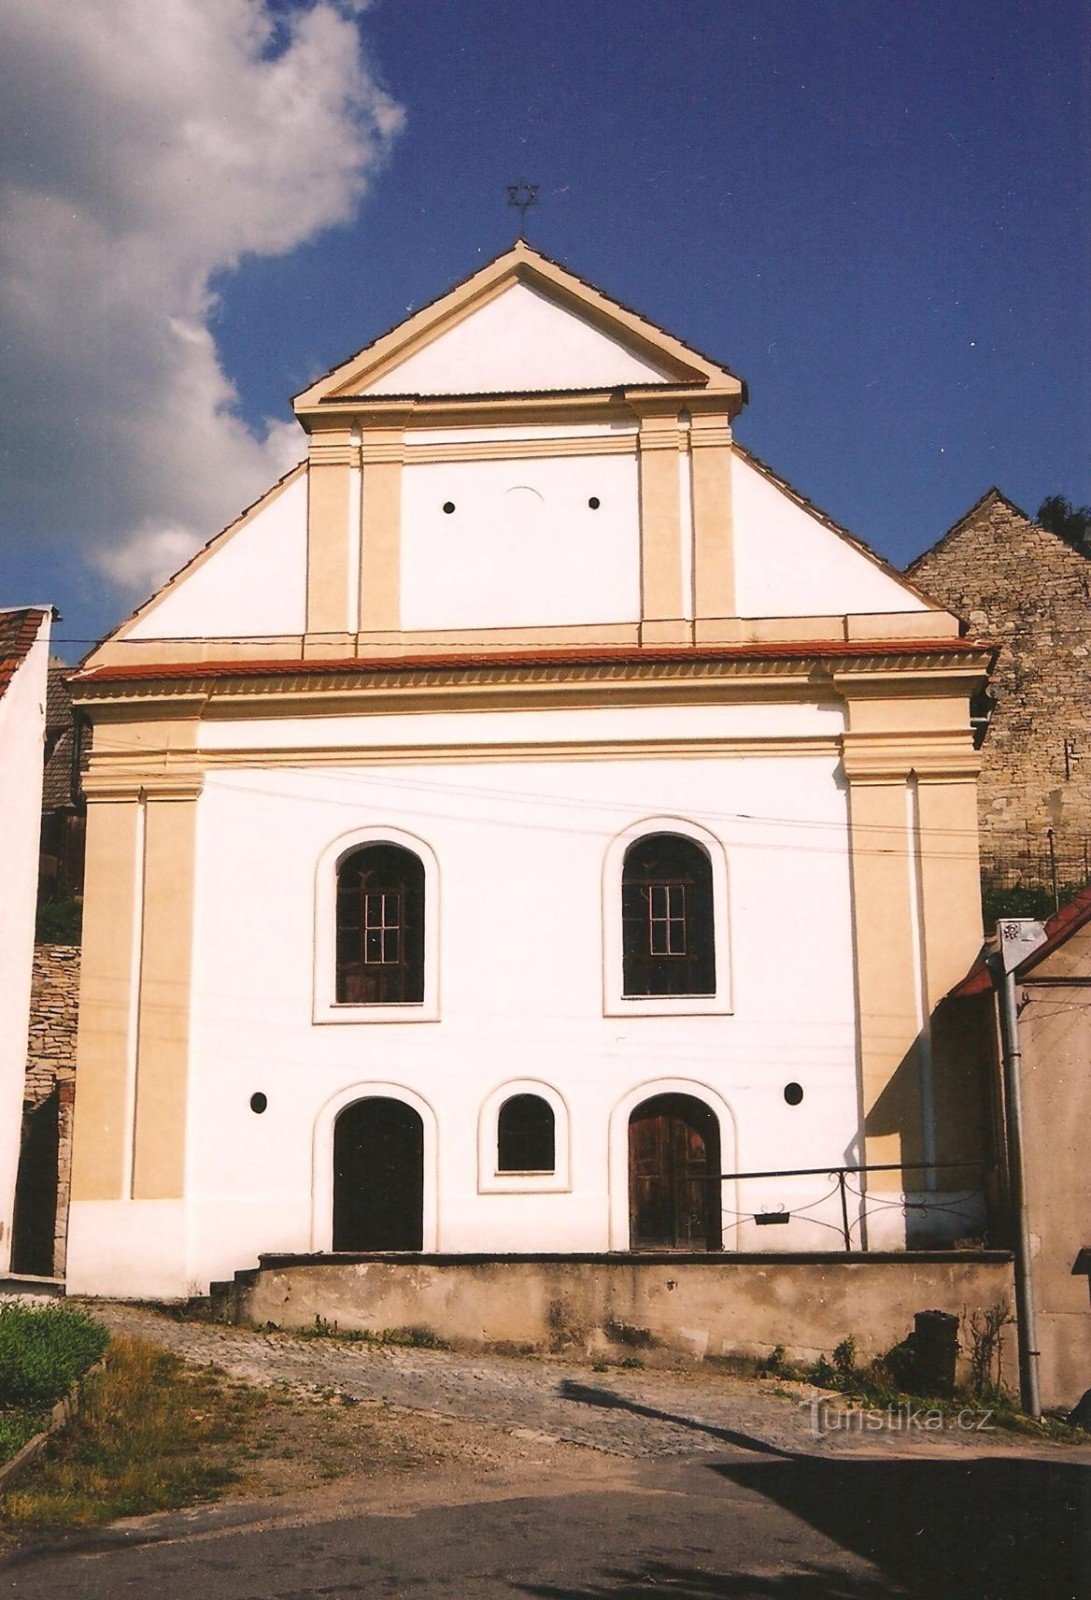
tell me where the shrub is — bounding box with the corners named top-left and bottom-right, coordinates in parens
top-left (0, 1305), bottom-right (108, 1408)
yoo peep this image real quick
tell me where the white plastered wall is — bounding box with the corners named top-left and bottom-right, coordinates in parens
top-left (0, 612), bottom-right (49, 1274)
top-left (731, 453), bottom-right (929, 618)
top-left (400, 451), bottom-right (641, 631)
top-left (127, 473), bottom-right (308, 641)
top-left (68, 698), bottom-right (875, 1294)
top-left (363, 281), bottom-right (673, 396)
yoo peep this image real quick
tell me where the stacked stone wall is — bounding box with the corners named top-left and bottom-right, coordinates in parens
top-left (910, 493), bottom-right (1091, 863)
top-left (23, 944), bottom-right (79, 1276)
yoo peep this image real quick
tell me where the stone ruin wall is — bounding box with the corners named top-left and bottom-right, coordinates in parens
top-left (909, 495), bottom-right (1091, 878)
top-left (24, 944), bottom-right (79, 1276)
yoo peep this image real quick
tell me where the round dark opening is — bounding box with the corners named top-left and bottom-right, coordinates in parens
top-left (588, 496), bottom-right (601, 510)
top-left (783, 1083), bottom-right (804, 1106)
top-left (250, 1092), bottom-right (268, 1115)
top-left (442, 501), bottom-right (455, 514)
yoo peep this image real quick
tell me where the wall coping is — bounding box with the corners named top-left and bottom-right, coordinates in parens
top-left (255, 1249), bottom-right (1013, 1270)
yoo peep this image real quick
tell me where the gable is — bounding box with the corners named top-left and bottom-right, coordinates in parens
top-left (294, 241), bottom-right (743, 410)
top-left (731, 452), bottom-right (933, 618)
top-left (361, 281), bottom-right (674, 397)
top-left (124, 467), bottom-right (307, 642)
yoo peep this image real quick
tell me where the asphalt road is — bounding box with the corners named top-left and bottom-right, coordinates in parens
top-left (2, 1447), bottom-right (1088, 1600)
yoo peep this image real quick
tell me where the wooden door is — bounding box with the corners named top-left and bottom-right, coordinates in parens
top-left (333, 1098), bottom-right (424, 1251)
top-left (628, 1094), bottom-right (721, 1251)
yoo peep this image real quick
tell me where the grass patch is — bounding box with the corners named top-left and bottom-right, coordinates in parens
top-left (0, 1304), bottom-right (109, 1469)
top-left (0, 1335), bottom-right (265, 1531)
top-left (0, 1304), bottom-right (108, 1411)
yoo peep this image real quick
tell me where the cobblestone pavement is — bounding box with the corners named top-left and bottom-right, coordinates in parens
top-left (81, 1302), bottom-right (1081, 1462)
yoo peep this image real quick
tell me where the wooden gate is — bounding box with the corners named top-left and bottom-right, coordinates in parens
top-left (333, 1097), bottom-right (424, 1251)
top-left (628, 1093), bottom-right (722, 1251)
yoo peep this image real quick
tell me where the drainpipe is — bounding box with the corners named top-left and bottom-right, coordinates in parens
top-left (988, 918), bottom-right (1047, 1420)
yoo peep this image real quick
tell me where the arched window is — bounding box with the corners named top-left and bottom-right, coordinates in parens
top-left (497, 1094), bottom-right (556, 1174)
top-left (622, 833), bottom-right (715, 997)
top-left (336, 843), bottom-right (425, 1005)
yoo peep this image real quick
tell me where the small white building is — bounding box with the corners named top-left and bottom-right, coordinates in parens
top-left (0, 606), bottom-right (52, 1275)
top-left (67, 244), bottom-right (993, 1299)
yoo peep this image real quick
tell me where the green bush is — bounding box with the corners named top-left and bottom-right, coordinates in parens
top-left (34, 896), bottom-right (83, 945)
top-left (0, 1305), bottom-right (108, 1408)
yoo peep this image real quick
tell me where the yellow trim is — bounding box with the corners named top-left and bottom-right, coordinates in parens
top-left (690, 412), bottom-right (736, 629)
top-left (70, 798), bottom-right (143, 1201)
top-left (305, 427), bottom-right (353, 637)
top-left (83, 736), bottom-right (842, 787)
top-left (130, 792), bottom-right (198, 1200)
top-left (405, 434), bottom-right (635, 463)
top-left (294, 241), bottom-right (744, 410)
top-left (634, 402), bottom-right (684, 629)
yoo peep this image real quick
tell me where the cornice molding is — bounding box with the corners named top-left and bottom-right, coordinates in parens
top-left (85, 733), bottom-right (842, 782)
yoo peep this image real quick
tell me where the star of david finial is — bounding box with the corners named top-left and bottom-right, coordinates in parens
top-left (505, 181), bottom-right (539, 240)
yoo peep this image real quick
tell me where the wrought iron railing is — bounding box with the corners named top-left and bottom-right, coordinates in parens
top-left (711, 1160), bottom-right (995, 1252)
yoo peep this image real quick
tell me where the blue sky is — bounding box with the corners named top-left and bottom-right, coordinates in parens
top-left (2, 0), bottom-right (1088, 657)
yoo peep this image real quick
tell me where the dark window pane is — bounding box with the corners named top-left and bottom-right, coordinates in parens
top-left (622, 833), bottom-right (715, 996)
top-left (497, 1094), bottom-right (555, 1173)
top-left (336, 843), bottom-right (425, 1004)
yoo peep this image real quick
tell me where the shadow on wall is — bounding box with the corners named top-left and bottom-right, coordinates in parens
top-left (864, 999), bottom-right (994, 1246)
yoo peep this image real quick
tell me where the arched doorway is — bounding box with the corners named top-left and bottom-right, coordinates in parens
top-left (333, 1097), bottom-right (424, 1251)
top-left (628, 1093), bottom-right (722, 1251)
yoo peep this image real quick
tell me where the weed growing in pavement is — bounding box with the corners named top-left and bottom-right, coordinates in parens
top-left (760, 1326), bottom-right (1085, 1440)
top-left (291, 1316), bottom-right (448, 1350)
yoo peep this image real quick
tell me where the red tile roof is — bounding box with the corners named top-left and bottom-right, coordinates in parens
top-left (74, 636), bottom-right (993, 686)
top-left (950, 881), bottom-right (1091, 996)
top-left (0, 608), bottom-right (49, 701)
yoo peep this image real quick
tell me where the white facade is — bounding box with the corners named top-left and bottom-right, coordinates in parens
top-left (0, 608), bottom-right (50, 1275)
top-left (67, 242), bottom-right (990, 1298)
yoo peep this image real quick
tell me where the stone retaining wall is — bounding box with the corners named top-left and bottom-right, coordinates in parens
top-left (228, 1251), bottom-right (1017, 1377)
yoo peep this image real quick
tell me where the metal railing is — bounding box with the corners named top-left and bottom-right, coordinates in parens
top-left (981, 831), bottom-right (1091, 916)
top-left (713, 1160), bottom-right (994, 1252)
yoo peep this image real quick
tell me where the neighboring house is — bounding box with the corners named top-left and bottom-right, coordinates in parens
top-left (950, 886), bottom-right (1091, 1409)
top-left (65, 242), bottom-right (994, 1300)
top-left (908, 490), bottom-right (1091, 894)
top-left (0, 606), bottom-right (52, 1276)
top-left (39, 659), bottom-right (87, 899)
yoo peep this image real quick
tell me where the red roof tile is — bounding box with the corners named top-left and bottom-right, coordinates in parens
top-left (0, 608), bottom-right (49, 701)
top-left (74, 636), bottom-right (993, 687)
top-left (950, 881), bottom-right (1091, 996)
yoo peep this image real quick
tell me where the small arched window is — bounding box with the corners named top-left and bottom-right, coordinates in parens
top-left (336, 842), bottom-right (425, 1005)
top-left (497, 1094), bottom-right (556, 1174)
top-left (622, 832), bottom-right (715, 997)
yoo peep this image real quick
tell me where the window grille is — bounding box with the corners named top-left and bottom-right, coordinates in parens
top-left (622, 833), bottom-right (715, 996)
top-left (336, 843), bottom-right (425, 1004)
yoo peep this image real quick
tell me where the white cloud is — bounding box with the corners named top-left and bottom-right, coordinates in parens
top-left (0, 0), bottom-right (403, 598)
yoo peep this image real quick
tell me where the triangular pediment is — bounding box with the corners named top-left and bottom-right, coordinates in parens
top-left (294, 241), bottom-right (743, 410)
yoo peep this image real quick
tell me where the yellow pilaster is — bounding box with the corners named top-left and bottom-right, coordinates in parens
top-left (70, 794), bottom-right (143, 1202)
top-left (632, 400), bottom-right (687, 644)
top-left (914, 772), bottom-right (984, 1009)
top-left (690, 412), bottom-right (736, 640)
top-left (842, 763), bottom-right (924, 1186)
top-left (359, 418), bottom-right (408, 646)
top-left (839, 673), bottom-right (986, 1195)
top-left (130, 782), bottom-right (201, 1200)
top-left (304, 426), bottom-right (355, 654)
